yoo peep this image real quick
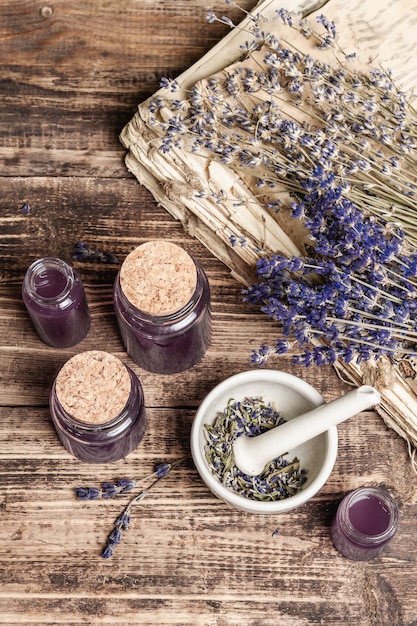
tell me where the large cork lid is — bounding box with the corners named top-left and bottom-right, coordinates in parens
top-left (55, 351), bottom-right (131, 424)
top-left (119, 240), bottom-right (197, 316)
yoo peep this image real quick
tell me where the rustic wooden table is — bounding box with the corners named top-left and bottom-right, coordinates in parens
top-left (1, 2), bottom-right (417, 625)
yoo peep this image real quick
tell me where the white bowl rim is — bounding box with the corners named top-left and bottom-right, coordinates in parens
top-left (190, 369), bottom-right (338, 513)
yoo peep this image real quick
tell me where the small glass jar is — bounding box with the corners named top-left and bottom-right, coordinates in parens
top-left (22, 257), bottom-right (90, 348)
top-left (113, 241), bottom-right (211, 374)
top-left (331, 486), bottom-right (399, 561)
top-left (49, 351), bottom-right (147, 463)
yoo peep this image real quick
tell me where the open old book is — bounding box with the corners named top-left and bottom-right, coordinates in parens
top-left (120, 0), bottom-right (417, 464)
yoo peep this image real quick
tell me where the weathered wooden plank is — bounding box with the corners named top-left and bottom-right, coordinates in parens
top-left (1, 1), bottom-right (254, 74)
top-left (0, 0), bottom-right (256, 178)
top-left (0, 595), bottom-right (397, 626)
top-left (0, 589), bottom-right (405, 626)
top-left (0, 175), bottom-right (249, 286)
top-left (0, 176), bottom-right (171, 274)
top-left (0, 406), bottom-right (413, 624)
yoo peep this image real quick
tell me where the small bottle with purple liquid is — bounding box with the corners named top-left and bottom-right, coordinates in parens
top-left (113, 241), bottom-right (211, 374)
top-left (331, 486), bottom-right (399, 560)
top-left (49, 350), bottom-right (147, 463)
top-left (22, 257), bottom-right (90, 348)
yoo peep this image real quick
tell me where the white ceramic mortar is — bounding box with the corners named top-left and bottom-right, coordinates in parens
top-left (190, 369), bottom-right (338, 514)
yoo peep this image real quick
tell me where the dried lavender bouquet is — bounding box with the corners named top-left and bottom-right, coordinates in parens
top-left (120, 0), bottom-right (417, 463)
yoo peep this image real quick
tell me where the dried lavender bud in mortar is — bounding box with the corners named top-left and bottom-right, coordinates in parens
top-left (204, 397), bottom-right (308, 501)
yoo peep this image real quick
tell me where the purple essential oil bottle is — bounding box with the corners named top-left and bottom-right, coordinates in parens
top-left (331, 486), bottom-right (399, 560)
top-left (22, 257), bottom-right (90, 348)
top-left (113, 241), bottom-right (211, 374)
top-left (49, 351), bottom-right (147, 463)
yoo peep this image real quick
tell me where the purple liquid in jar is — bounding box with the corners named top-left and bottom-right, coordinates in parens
top-left (22, 257), bottom-right (90, 348)
top-left (34, 267), bottom-right (68, 298)
top-left (49, 351), bottom-right (147, 463)
top-left (113, 241), bottom-right (211, 374)
top-left (348, 494), bottom-right (391, 535)
top-left (331, 487), bottom-right (399, 561)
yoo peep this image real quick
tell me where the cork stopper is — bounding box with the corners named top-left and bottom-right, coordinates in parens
top-left (119, 240), bottom-right (197, 316)
top-left (55, 351), bottom-right (131, 424)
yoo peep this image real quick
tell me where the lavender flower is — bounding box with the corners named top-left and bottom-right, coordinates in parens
top-left (205, 11), bottom-right (236, 28)
top-left (75, 462), bottom-right (177, 500)
top-left (72, 242), bottom-right (118, 264)
top-left (154, 462), bottom-right (172, 478)
top-left (75, 460), bottom-right (185, 558)
top-left (243, 241), bottom-right (417, 365)
top-left (102, 492), bottom-right (144, 559)
top-left (74, 487), bottom-right (102, 501)
top-left (159, 77), bottom-right (179, 92)
top-left (147, 3), bottom-right (417, 366)
top-left (101, 509), bottom-right (132, 559)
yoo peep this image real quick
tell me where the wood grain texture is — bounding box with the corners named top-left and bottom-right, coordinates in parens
top-left (1, 1), bottom-right (417, 624)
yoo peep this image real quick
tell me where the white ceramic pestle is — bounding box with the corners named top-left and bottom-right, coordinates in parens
top-left (232, 385), bottom-right (381, 476)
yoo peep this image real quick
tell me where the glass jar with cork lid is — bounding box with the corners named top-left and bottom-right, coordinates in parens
top-left (113, 241), bottom-right (211, 374)
top-left (49, 351), bottom-right (147, 463)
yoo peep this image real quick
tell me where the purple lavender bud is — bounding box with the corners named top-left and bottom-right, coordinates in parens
top-left (88, 488), bottom-right (102, 499)
top-left (72, 241), bottom-right (118, 264)
top-left (115, 511), bottom-right (130, 531)
top-left (101, 251), bottom-right (118, 264)
top-left (159, 77), bottom-right (179, 92)
top-left (117, 479), bottom-right (137, 494)
top-left (72, 242), bottom-right (93, 261)
top-left (102, 545), bottom-right (113, 559)
top-left (154, 462), bottom-right (172, 479)
top-left (75, 487), bottom-right (101, 500)
top-left (74, 488), bottom-right (89, 500)
top-left (275, 340), bottom-right (290, 355)
top-left (108, 528), bottom-right (122, 546)
top-left (101, 483), bottom-right (119, 498)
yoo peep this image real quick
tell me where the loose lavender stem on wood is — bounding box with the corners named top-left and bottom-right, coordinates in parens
top-left (75, 460), bottom-right (185, 558)
top-left (72, 241), bottom-right (118, 264)
top-left (74, 462), bottom-right (176, 501)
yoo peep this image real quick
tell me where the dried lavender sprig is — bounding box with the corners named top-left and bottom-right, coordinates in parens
top-left (241, 162), bottom-right (417, 367)
top-left (75, 462), bottom-right (174, 501)
top-left (72, 241), bottom-right (118, 264)
top-left (151, 6), bottom-right (417, 366)
top-left (100, 459), bottom-right (185, 558)
top-left (101, 490), bottom-right (148, 559)
top-left (154, 8), bottom-right (417, 243)
top-left (244, 248), bottom-right (417, 366)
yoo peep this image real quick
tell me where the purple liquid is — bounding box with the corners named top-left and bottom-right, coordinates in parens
top-left (22, 258), bottom-right (90, 348)
top-left (50, 366), bottom-right (146, 463)
top-left (331, 487), bottom-right (398, 561)
top-left (113, 262), bottom-right (211, 374)
top-left (348, 494), bottom-right (391, 535)
top-left (33, 267), bottom-right (69, 298)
